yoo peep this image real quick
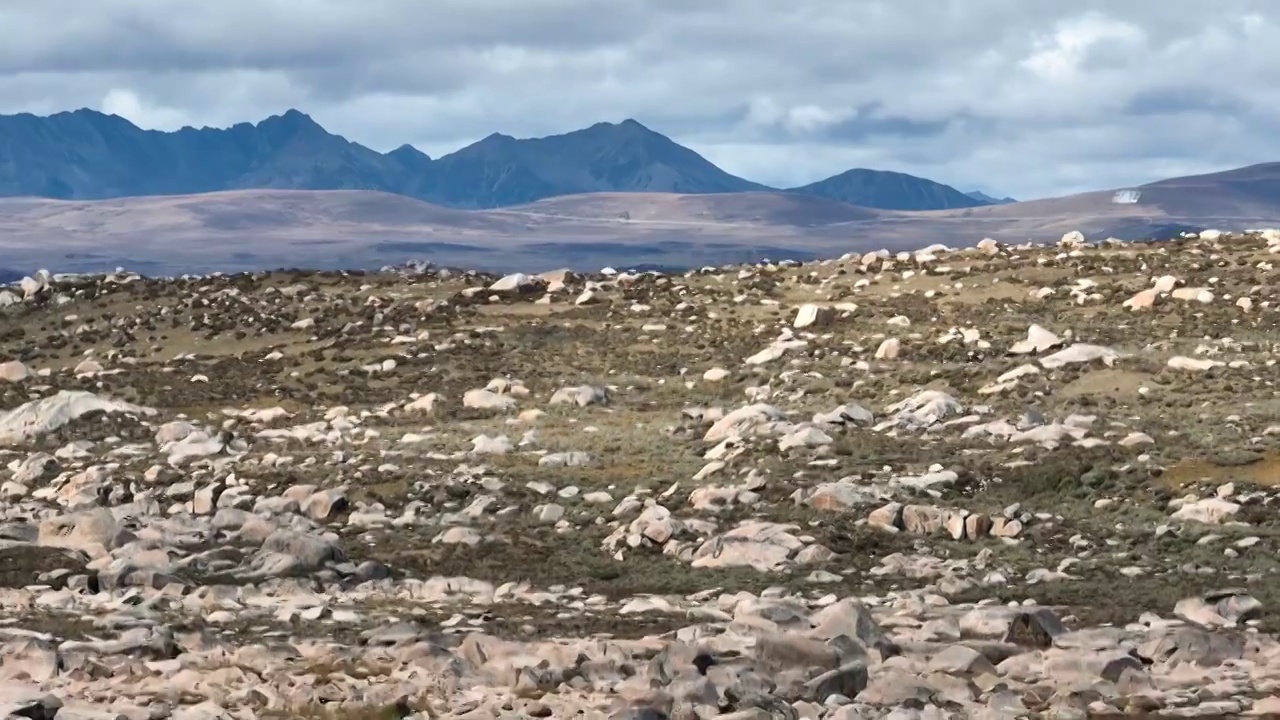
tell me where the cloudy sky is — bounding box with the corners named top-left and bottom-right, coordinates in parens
top-left (0, 0), bottom-right (1273, 199)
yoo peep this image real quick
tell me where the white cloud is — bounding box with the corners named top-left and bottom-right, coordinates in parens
top-left (100, 88), bottom-right (191, 130)
top-left (1021, 13), bottom-right (1146, 82)
top-left (783, 105), bottom-right (845, 135)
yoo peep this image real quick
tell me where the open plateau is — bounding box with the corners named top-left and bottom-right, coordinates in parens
top-left (0, 227), bottom-right (1276, 718)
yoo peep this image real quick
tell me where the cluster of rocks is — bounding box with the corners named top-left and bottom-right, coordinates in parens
top-left (868, 502), bottom-right (1029, 541)
top-left (602, 506), bottom-right (837, 574)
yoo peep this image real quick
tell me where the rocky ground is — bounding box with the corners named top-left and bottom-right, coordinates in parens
top-left (0, 229), bottom-right (1277, 719)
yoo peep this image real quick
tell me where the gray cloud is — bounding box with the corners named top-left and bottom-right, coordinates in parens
top-left (0, 0), bottom-right (1276, 199)
top-left (1124, 87), bottom-right (1253, 118)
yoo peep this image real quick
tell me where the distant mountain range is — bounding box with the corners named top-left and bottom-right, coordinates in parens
top-left (965, 190), bottom-right (1016, 205)
top-left (0, 107), bottom-right (1277, 279)
top-left (0, 108), bottom-right (994, 212)
top-left (789, 168), bottom-right (983, 211)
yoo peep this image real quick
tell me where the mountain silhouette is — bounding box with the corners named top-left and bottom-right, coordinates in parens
top-left (785, 168), bottom-right (985, 211)
top-left (406, 119), bottom-right (771, 208)
top-left (0, 109), bottom-right (410, 198)
top-left (965, 190), bottom-right (1016, 205)
top-left (0, 108), bottom-right (989, 211)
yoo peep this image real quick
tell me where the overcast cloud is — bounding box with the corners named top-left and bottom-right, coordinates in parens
top-left (0, 0), bottom-right (1274, 199)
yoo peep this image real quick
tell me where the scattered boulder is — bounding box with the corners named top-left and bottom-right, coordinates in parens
top-left (0, 391), bottom-right (156, 445)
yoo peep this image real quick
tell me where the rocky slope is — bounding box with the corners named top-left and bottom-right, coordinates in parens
top-left (0, 229), bottom-right (1277, 718)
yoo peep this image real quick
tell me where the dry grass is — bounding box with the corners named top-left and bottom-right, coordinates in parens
top-left (263, 702), bottom-right (431, 720)
top-left (1158, 451), bottom-right (1280, 490)
top-left (1057, 369), bottom-right (1153, 399)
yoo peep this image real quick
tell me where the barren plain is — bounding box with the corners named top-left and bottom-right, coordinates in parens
top-left (4, 162), bottom-right (1280, 277)
top-left (0, 229), bottom-right (1277, 718)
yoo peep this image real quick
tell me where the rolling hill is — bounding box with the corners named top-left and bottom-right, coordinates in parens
top-left (498, 190), bottom-right (884, 226)
top-left (0, 161), bottom-right (1276, 278)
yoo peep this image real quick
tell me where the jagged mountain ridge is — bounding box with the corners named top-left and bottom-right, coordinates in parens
top-left (0, 108), bottom-right (984, 211)
top-left (0, 109), bottom-right (412, 198)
